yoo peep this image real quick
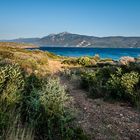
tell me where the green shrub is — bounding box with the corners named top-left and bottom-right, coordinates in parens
top-left (78, 57), bottom-right (96, 66)
top-left (81, 70), bottom-right (105, 98)
top-left (0, 108), bottom-right (19, 139)
top-left (97, 58), bottom-right (114, 67)
top-left (106, 68), bottom-right (123, 99)
top-left (36, 78), bottom-right (72, 139)
top-left (0, 64), bottom-right (24, 139)
top-left (39, 78), bottom-right (69, 117)
top-left (20, 75), bottom-right (86, 140)
top-left (21, 74), bottom-right (42, 124)
top-left (62, 56), bottom-right (98, 67)
top-left (121, 72), bottom-right (139, 95)
top-left (80, 66), bottom-right (140, 106)
top-left (125, 62), bottom-right (140, 73)
top-left (106, 68), bottom-right (140, 104)
top-left (78, 57), bottom-right (91, 66)
top-left (0, 64), bottom-right (24, 104)
top-left (62, 58), bottom-right (79, 65)
top-left (80, 66), bottom-right (118, 98)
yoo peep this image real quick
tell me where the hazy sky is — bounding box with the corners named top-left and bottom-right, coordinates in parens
top-left (0, 0), bottom-right (140, 39)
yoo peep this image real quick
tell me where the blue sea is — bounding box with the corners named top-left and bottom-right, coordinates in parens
top-left (30, 47), bottom-right (140, 60)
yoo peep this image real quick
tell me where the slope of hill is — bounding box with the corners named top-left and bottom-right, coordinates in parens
top-left (0, 42), bottom-right (38, 48)
top-left (2, 32), bottom-right (140, 48)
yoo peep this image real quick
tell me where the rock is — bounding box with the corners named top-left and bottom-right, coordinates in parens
top-left (119, 56), bottom-right (135, 65)
top-left (120, 114), bottom-right (123, 117)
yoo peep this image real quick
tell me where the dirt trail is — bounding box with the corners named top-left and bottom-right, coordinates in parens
top-left (61, 77), bottom-right (140, 140)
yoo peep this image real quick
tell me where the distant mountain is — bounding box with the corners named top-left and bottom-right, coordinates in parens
top-left (2, 32), bottom-right (140, 48)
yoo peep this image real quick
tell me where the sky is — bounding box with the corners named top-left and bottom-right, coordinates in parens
top-left (0, 0), bottom-right (140, 39)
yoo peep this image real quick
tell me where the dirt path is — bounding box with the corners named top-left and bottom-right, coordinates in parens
top-left (60, 77), bottom-right (140, 140)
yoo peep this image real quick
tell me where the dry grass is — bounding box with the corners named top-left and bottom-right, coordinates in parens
top-left (0, 42), bottom-right (38, 48)
top-left (0, 45), bottom-right (50, 76)
top-left (48, 60), bottom-right (63, 74)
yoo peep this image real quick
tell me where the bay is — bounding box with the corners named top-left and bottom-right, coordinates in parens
top-left (30, 47), bottom-right (140, 60)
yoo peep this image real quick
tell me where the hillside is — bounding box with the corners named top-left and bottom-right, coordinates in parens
top-left (0, 42), bottom-right (38, 48)
top-left (3, 32), bottom-right (140, 48)
top-left (0, 43), bottom-right (140, 140)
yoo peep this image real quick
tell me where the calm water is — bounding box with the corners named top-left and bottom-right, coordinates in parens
top-left (31, 47), bottom-right (140, 60)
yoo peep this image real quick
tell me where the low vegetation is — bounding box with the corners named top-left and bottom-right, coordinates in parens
top-left (64, 65), bottom-right (140, 107)
top-left (0, 42), bottom-right (140, 140)
top-left (0, 63), bottom-right (88, 140)
top-left (0, 44), bottom-right (63, 76)
top-left (0, 43), bottom-right (88, 140)
top-left (0, 42), bottom-right (38, 48)
top-left (62, 55), bottom-right (115, 67)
